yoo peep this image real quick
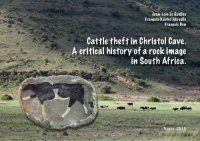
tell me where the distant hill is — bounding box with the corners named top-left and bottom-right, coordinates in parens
top-left (0, 0), bottom-right (200, 91)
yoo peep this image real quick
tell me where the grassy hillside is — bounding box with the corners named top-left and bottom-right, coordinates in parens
top-left (0, 0), bottom-right (200, 98)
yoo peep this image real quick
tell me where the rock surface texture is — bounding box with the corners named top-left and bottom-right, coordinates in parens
top-left (19, 75), bottom-right (97, 130)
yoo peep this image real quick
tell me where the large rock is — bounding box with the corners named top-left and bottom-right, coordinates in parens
top-left (19, 75), bottom-right (97, 130)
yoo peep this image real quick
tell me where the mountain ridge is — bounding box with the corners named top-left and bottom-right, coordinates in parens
top-left (0, 0), bottom-right (200, 88)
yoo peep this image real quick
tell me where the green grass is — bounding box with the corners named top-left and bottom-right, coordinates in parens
top-left (99, 101), bottom-right (200, 112)
top-left (0, 100), bottom-right (200, 140)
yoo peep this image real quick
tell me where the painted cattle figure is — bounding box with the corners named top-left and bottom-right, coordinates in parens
top-left (22, 82), bottom-right (88, 118)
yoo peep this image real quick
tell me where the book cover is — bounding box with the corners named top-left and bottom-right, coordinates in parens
top-left (0, 0), bottom-right (199, 140)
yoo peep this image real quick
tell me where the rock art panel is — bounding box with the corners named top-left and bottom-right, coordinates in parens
top-left (19, 75), bottom-right (97, 130)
